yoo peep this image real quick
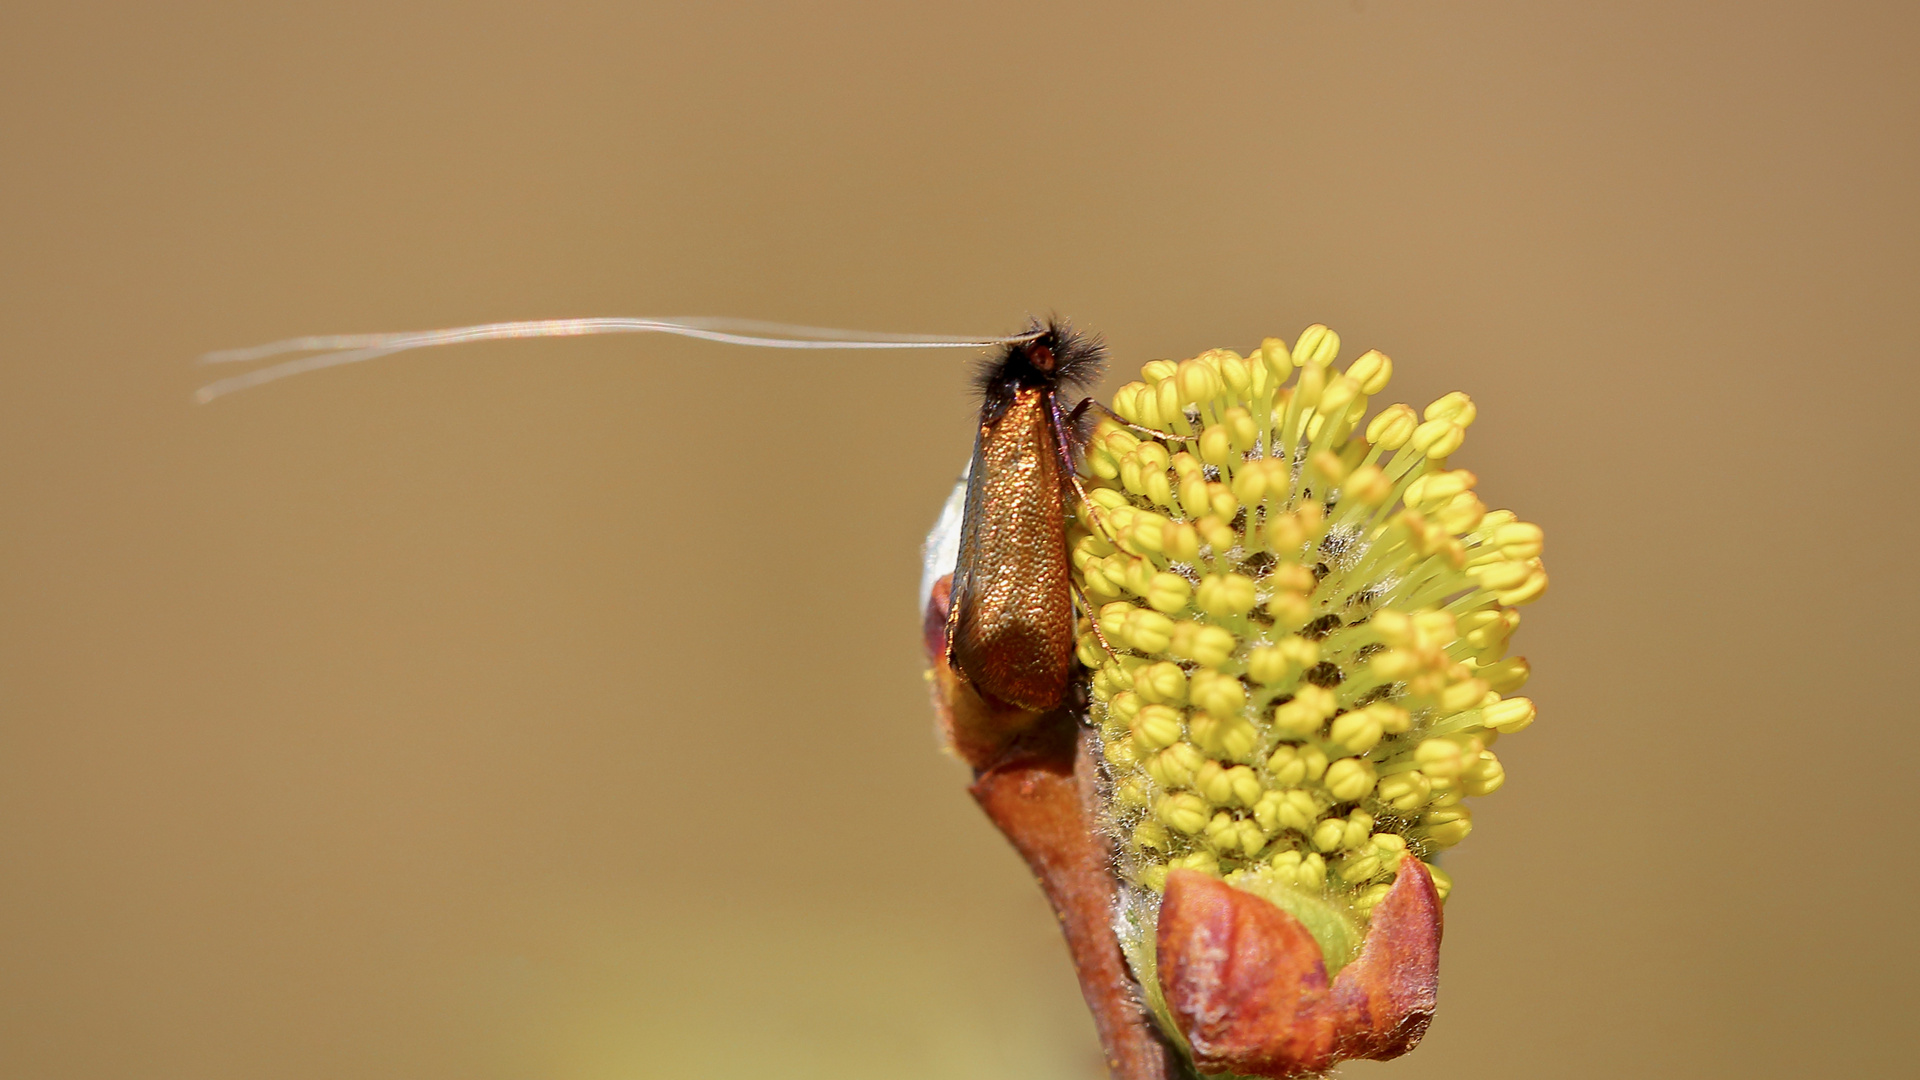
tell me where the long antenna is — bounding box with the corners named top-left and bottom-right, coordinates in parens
top-left (195, 316), bottom-right (1042, 403)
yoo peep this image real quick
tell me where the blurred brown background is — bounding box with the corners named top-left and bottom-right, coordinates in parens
top-left (2, 2), bottom-right (1914, 1077)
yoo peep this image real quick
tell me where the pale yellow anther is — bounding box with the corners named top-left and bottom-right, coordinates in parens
top-left (1312, 818), bottom-right (1348, 853)
top-left (1169, 621), bottom-right (1239, 668)
top-left (1270, 563), bottom-right (1317, 593)
top-left (1102, 423), bottom-right (1141, 454)
top-left (1131, 705), bottom-right (1185, 751)
top-left (1342, 810), bottom-right (1375, 850)
top-left (1367, 648), bottom-right (1422, 681)
top-left (1189, 669), bottom-right (1247, 717)
top-left (1154, 379), bottom-right (1184, 429)
top-left (1218, 354), bottom-right (1254, 398)
top-left (1205, 813), bottom-right (1267, 856)
top-left (1376, 770), bottom-right (1433, 812)
top-left (1497, 561), bottom-right (1549, 606)
top-left (1338, 852), bottom-right (1383, 883)
top-left (1227, 766), bottom-right (1264, 807)
top-left (1345, 349), bottom-right (1393, 394)
top-left (1328, 709), bottom-right (1385, 755)
top-left (1402, 471), bottom-right (1471, 515)
top-left (1072, 533), bottom-right (1113, 568)
top-left (1425, 862), bottom-right (1453, 901)
top-left (1119, 555), bottom-right (1157, 597)
top-left (1298, 852), bottom-right (1327, 887)
top-left (1472, 560), bottom-right (1533, 592)
top-left (1414, 738), bottom-right (1464, 779)
top-left (1134, 661), bottom-right (1188, 705)
top-left (1309, 448), bottom-right (1350, 484)
top-left (1198, 517), bottom-right (1238, 557)
top-left (1490, 520), bottom-right (1545, 560)
top-left (1267, 508), bottom-right (1320, 555)
top-left (1206, 482), bottom-right (1239, 521)
top-left (1122, 511), bottom-right (1168, 555)
top-left (1354, 701), bottom-right (1411, 735)
top-left (1145, 572), bottom-right (1193, 614)
top-left (1294, 364), bottom-right (1327, 411)
top-left (1324, 757), bottom-right (1377, 801)
top-left (1265, 743), bottom-right (1330, 786)
top-left (1177, 359), bottom-right (1224, 406)
top-left (1112, 382), bottom-right (1147, 424)
top-left (1317, 375), bottom-right (1362, 421)
top-left (1461, 608), bottom-right (1520, 657)
top-left (1100, 728), bottom-right (1138, 766)
top-left (1141, 865), bottom-right (1169, 891)
top-left (1341, 463), bottom-right (1392, 506)
top-left (1230, 463), bottom-right (1268, 506)
top-left (1196, 572), bottom-right (1259, 619)
top-left (1257, 337), bottom-right (1294, 380)
top-left (1355, 882), bottom-right (1392, 914)
top-left (1340, 393), bottom-right (1370, 435)
top-left (1089, 667), bottom-right (1122, 703)
top-left (1123, 608), bottom-right (1175, 653)
top-left (1233, 820), bottom-right (1268, 855)
top-left (1413, 609), bottom-right (1458, 644)
top-left (1190, 710), bottom-right (1260, 760)
top-left (1141, 360), bottom-right (1179, 386)
top-left (1133, 819), bottom-right (1171, 851)
top-left (1199, 424), bottom-right (1234, 468)
top-left (1410, 418), bottom-right (1465, 458)
top-left (1462, 751), bottom-right (1505, 797)
top-left (1482, 695), bottom-right (1535, 733)
top-left (1169, 851), bottom-right (1221, 876)
top-left (1079, 562), bottom-right (1118, 600)
top-left (1435, 491), bottom-right (1487, 534)
top-left (1262, 788), bottom-right (1322, 833)
top-left (1369, 608), bottom-right (1415, 647)
top-left (1269, 848), bottom-right (1304, 880)
top-left (1194, 760), bottom-right (1234, 806)
top-left (1076, 632), bottom-right (1105, 667)
top-left (1164, 521), bottom-right (1201, 562)
top-left (1144, 466), bottom-right (1175, 507)
top-left (1424, 391), bottom-right (1477, 427)
top-left (1366, 403), bottom-right (1418, 450)
top-left (1476, 508), bottom-right (1516, 532)
top-left (1114, 777), bottom-right (1152, 809)
top-left (1084, 442), bottom-right (1120, 480)
top-left (1265, 590), bottom-right (1311, 630)
top-left (1292, 324), bottom-right (1340, 368)
top-left (1476, 655), bottom-right (1531, 693)
top-left (1133, 441), bottom-right (1172, 474)
top-left (1438, 677), bottom-right (1490, 714)
top-left (1176, 474), bottom-right (1210, 520)
top-left (1156, 792), bottom-right (1210, 835)
top-left (1273, 684), bottom-right (1337, 737)
top-left (1420, 804), bottom-right (1473, 848)
top-left (1144, 741), bottom-right (1204, 788)
top-left (1223, 406), bottom-right (1258, 452)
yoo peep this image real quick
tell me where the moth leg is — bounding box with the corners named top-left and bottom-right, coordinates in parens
top-left (1071, 578), bottom-right (1120, 661)
top-left (1050, 398), bottom-right (1127, 549)
top-left (1067, 396), bottom-right (1198, 443)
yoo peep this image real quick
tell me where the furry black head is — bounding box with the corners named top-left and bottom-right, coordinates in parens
top-left (974, 318), bottom-right (1107, 419)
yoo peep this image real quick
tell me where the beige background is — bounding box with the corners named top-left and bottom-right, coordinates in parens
top-left (2, 2), bottom-right (1914, 1077)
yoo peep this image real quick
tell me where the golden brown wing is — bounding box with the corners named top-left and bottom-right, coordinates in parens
top-left (945, 387), bottom-right (1076, 712)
